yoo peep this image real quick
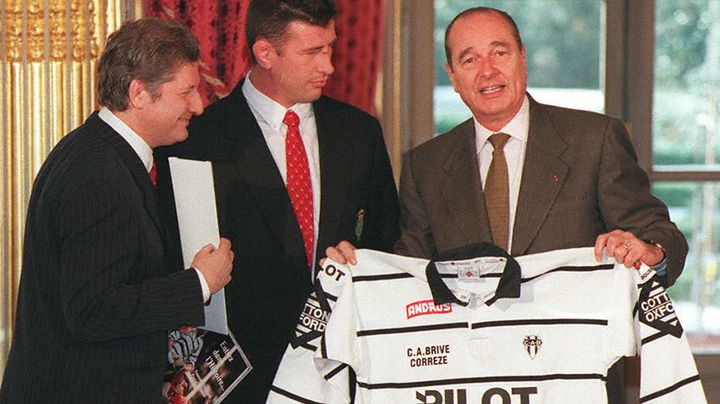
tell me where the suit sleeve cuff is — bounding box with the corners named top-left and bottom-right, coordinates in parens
top-left (650, 257), bottom-right (668, 277)
top-left (193, 267), bottom-right (211, 303)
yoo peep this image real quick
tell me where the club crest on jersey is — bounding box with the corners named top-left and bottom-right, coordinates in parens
top-left (406, 300), bottom-right (452, 319)
top-left (639, 280), bottom-right (683, 338)
top-left (523, 335), bottom-right (542, 359)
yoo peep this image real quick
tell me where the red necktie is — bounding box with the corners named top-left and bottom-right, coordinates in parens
top-left (284, 110), bottom-right (315, 270)
top-left (149, 161), bottom-right (157, 187)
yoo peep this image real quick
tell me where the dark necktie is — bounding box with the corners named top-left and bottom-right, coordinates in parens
top-left (149, 161), bottom-right (157, 187)
top-left (485, 133), bottom-right (511, 251)
top-left (284, 110), bottom-right (315, 270)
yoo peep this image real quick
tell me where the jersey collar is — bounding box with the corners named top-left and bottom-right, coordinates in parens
top-left (426, 243), bottom-right (521, 306)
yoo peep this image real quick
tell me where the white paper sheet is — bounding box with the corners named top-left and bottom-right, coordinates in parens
top-left (169, 157), bottom-right (228, 335)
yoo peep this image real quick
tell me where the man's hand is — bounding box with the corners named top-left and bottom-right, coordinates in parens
top-left (192, 238), bottom-right (233, 294)
top-left (322, 240), bottom-right (358, 265)
top-left (594, 229), bottom-right (665, 268)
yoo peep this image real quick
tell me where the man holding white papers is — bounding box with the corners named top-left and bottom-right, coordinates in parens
top-left (1, 18), bottom-right (233, 403)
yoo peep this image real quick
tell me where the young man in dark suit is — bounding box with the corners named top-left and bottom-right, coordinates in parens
top-left (157, 1), bottom-right (399, 402)
top-left (0, 18), bottom-right (233, 403)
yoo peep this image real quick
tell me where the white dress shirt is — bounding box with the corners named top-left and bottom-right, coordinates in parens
top-left (474, 96), bottom-right (530, 252)
top-left (98, 107), bottom-right (211, 302)
top-left (242, 76), bottom-right (322, 272)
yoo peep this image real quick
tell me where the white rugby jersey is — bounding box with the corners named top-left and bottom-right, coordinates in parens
top-left (269, 245), bottom-right (706, 403)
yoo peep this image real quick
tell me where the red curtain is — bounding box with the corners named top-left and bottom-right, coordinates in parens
top-left (323, 0), bottom-right (385, 115)
top-left (143, 0), bottom-right (384, 115)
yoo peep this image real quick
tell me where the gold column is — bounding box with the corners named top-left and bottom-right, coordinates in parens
top-left (1, 0), bottom-right (124, 378)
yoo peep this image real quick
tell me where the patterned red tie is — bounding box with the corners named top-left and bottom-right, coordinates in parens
top-left (284, 110), bottom-right (315, 270)
top-left (149, 161), bottom-right (157, 187)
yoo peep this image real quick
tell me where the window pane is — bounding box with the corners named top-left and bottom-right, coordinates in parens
top-left (654, 1), bottom-right (720, 172)
top-left (653, 182), bottom-right (720, 351)
top-left (434, 0), bottom-right (605, 135)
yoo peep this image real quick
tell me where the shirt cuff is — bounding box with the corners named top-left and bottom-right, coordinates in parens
top-left (193, 267), bottom-right (211, 303)
top-left (650, 257), bottom-right (668, 277)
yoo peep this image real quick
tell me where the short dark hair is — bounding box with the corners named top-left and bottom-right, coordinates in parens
top-left (444, 7), bottom-right (523, 68)
top-left (98, 17), bottom-right (200, 111)
top-left (245, 0), bottom-right (337, 64)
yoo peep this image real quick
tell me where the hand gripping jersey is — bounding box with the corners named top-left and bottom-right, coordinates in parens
top-left (269, 245), bottom-right (706, 403)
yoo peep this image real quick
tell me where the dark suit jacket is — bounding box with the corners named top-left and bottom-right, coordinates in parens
top-left (396, 97), bottom-right (687, 285)
top-left (0, 113), bottom-right (206, 403)
top-left (156, 81), bottom-right (399, 403)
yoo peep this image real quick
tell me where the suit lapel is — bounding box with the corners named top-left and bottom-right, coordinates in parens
top-left (95, 114), bottom-right (168, 242)
top-left (512, 99), bottom-right (569, 255)
top-left (315, 98), bottom-right (353, 255)
top-left (226, 86), bottom-right (307, 265)
top-left (440, 120), bottom-right (494, 245)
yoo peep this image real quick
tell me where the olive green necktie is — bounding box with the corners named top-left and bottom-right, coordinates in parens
top-left (485, 133), bottom-right (511, 251)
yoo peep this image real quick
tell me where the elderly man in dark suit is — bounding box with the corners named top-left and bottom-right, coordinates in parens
top-left (331, 6), bottom-right (685, 283)
top-left (326, 7), bottom-right (687, 404)
top-left (156, 0), bottom-right (399, 402)
top-left (393, 7), bottom-right (686, 284)
top-left (0, 18), bottom-right (233, 403)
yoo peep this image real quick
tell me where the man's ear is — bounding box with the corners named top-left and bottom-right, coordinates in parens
top-left (128, 79), bottom-right (148, 109)
top-left (253, 38), bottom-right (277, 69)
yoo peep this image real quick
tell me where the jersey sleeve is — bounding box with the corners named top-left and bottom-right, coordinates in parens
top-left (313, 265), bottom-right (362, 402)
top-left (634, 269), bottom-right (707, 403)
top-left (268, 259), bottom-right (353, 403)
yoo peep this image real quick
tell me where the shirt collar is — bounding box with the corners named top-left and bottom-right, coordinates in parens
top-left (426, 243), bottom-right (521, 306)
top-left (98, 107), bottom-right (154, 172)
top-left (474, 95), bottom-right (530, 151)
top-left (242, 74), bottom-right (314, 131)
